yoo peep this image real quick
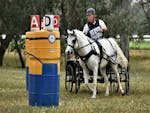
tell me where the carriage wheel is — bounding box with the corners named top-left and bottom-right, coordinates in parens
top-left (109, 72), bottom-right (119, 93)
top-left (65, 64), bottom-right (75, 92)
top-left (119, 66), bottom-right (130, 95)
top-left (110, 67), bottom-right (130, 95)
top-left (75, 73), bottom-right (80, 93)
top-left (107, 66), bottom-right (119, 93)
top-left (125, 66), bottom-right (129, 95)
top-left (110, 81), bottom-right (119, 93)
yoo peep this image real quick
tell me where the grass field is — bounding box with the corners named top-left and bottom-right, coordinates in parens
top-left (129, 41), bottom-right (150, 49)
top-left (0, 50), bottom-right (150, 113)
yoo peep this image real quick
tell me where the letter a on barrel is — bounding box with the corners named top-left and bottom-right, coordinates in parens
top-left (30, 15), bottom-right (40, 31)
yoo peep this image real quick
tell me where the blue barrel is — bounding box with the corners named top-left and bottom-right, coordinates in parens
top-left (28, 63), bottom-right (59, 106)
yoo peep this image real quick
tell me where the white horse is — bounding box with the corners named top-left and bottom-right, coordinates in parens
top-left (65, 29), bottom-right (128, 98)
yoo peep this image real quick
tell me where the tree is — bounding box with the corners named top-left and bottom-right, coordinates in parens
top-left (0, 0), bottom-right (30, 67)
top-left (1, 0), bottom-right (146, 67)
top-left (0, 0), bottom-right (15, 66)
top-left (139, 0), bottom-right (150, 33)
top-left (0, 0), bottom-right (55, 67)
top-left (8, 36), bottom-right (25, 68)
top-left (0, 37), bottom-right (12, 66)
top-left (107, 0), bottom-right (131, 60)
top-left (59, 0), bottom-right (111, 53)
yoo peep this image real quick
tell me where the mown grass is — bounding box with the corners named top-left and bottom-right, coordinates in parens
top-left (0, 50), bottom-right (150, 113)
top-left (129, 41), bottom-right (150, 49)
top-left (3, 51), bottom-right (25, 68)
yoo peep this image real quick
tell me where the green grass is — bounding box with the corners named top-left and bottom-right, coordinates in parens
top-left (3, 51), bottom-right (25, 68)
top-left (129, 41), bottom-right (150, 49)
top-left (0, 50), bottom-right (150, 113)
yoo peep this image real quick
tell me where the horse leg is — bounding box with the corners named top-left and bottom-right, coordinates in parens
top-left (79, 60), bottom-right (93, 91)
top-left (84, 70), bottom-right (97, 93)
top-left (91, 67), bottom-right (98, 98)
top-left (111, 64), bottom-right (125, 95)
top-left (100, 59), bottom-right (109, 96)
top-left (83, 69), bottom-right (90, 87)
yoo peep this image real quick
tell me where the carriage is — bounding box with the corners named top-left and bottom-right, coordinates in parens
top-left (65, 29), bottom-right (129, 97)
top-left (65, 56), bottom-right (129, 95)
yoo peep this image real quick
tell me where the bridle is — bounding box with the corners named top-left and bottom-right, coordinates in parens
top-left (67, 34), bottom-right (94, 53)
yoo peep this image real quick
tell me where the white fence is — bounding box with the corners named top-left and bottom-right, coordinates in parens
top-left (116, 34), bottom-right (150, 41)
top-left (131, 35), bottom-right (150, 41)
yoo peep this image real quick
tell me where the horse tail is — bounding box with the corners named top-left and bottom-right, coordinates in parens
top-left (108, 38), bottom-right (128, 69)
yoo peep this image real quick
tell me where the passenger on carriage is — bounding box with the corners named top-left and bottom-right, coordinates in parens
top-left (83, 8), bottom-right (107, 40)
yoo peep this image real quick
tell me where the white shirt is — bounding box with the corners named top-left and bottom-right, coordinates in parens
top-left (83, 19), bottom-right (107, 36)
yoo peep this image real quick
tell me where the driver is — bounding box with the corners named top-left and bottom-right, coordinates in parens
top-left (83, 8), bottom-right (107, 40)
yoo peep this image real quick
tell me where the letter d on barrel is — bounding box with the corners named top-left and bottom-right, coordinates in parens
top-left (44, 15), bottom-right (60, 31)
top-left (45, 15), bottom-right (51, 26)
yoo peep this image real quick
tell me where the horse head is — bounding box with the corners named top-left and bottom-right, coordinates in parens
top-left (65, 30), bottom-right (78, 56)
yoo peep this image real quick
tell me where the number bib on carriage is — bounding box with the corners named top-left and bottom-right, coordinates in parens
top-left (89, 26), bottom-right (102, 39)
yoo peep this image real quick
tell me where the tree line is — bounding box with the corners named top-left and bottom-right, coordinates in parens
top-left (0, 0), bottom-right (149, 68)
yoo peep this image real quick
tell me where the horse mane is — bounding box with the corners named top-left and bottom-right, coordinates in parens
top-left (74, 29), bottom-right (93, 43)
top-left (74, 29), bottom-right (88, 40)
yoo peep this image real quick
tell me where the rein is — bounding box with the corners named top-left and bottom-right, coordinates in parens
top-left (68, 36), bottom-right (95, 52)
top-left (70, 36), bottom-right (99, 62)
top-left (76, 41), bottom-right (95, 52)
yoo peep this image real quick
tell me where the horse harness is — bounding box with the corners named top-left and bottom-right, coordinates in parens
top-left (67, 35), bottom-right (102, 62)
top-left (72, 38), bottom-right (102, 71)
top-left (102, 39), bottom-right (117, 64)
top-left (68, 35), bottom-right (117, 71)
top-left (79, 49), bottom-right (99, 62)
top-left (75, 38), bottom-right (103, 63)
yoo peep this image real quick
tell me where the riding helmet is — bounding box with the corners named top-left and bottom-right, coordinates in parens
top-left (86, 8), bottom-right (96, 15)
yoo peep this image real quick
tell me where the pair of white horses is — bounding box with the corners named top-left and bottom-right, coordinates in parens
top-left (65, 29), bottom-right (128, 98)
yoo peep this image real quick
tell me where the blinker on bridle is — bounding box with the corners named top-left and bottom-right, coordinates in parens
top-left (66, 34), bottom-right (77, 49)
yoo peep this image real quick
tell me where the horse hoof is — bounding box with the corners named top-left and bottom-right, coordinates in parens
top-left (105, 93), bottom-right (109, 96)
top-left (105, 94), bottom-right (109, 96)
top-left (122, 92), bottom-right (125, 96)
top-left (91, 95), bottom-right (96, 99)
top-left (121, 90), bottom-right (125, 96)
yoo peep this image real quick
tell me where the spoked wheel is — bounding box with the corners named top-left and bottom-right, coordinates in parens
top-left (65, 64), bottom-right (75, 92)
top-left (107, 66), bottom-right (119, 93)
top-left (110, 66), bottom-right (130, 95)
top-left (125, 66), bottom-right (129, 95)
top-left (75, 73), bottom-right (80, 93)
top-left (109, 72), bottom-right (119, 93)
top-left (75, 62), bottom-right (83, 93)
top-left (118, 66), bottom-right (130, 95)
